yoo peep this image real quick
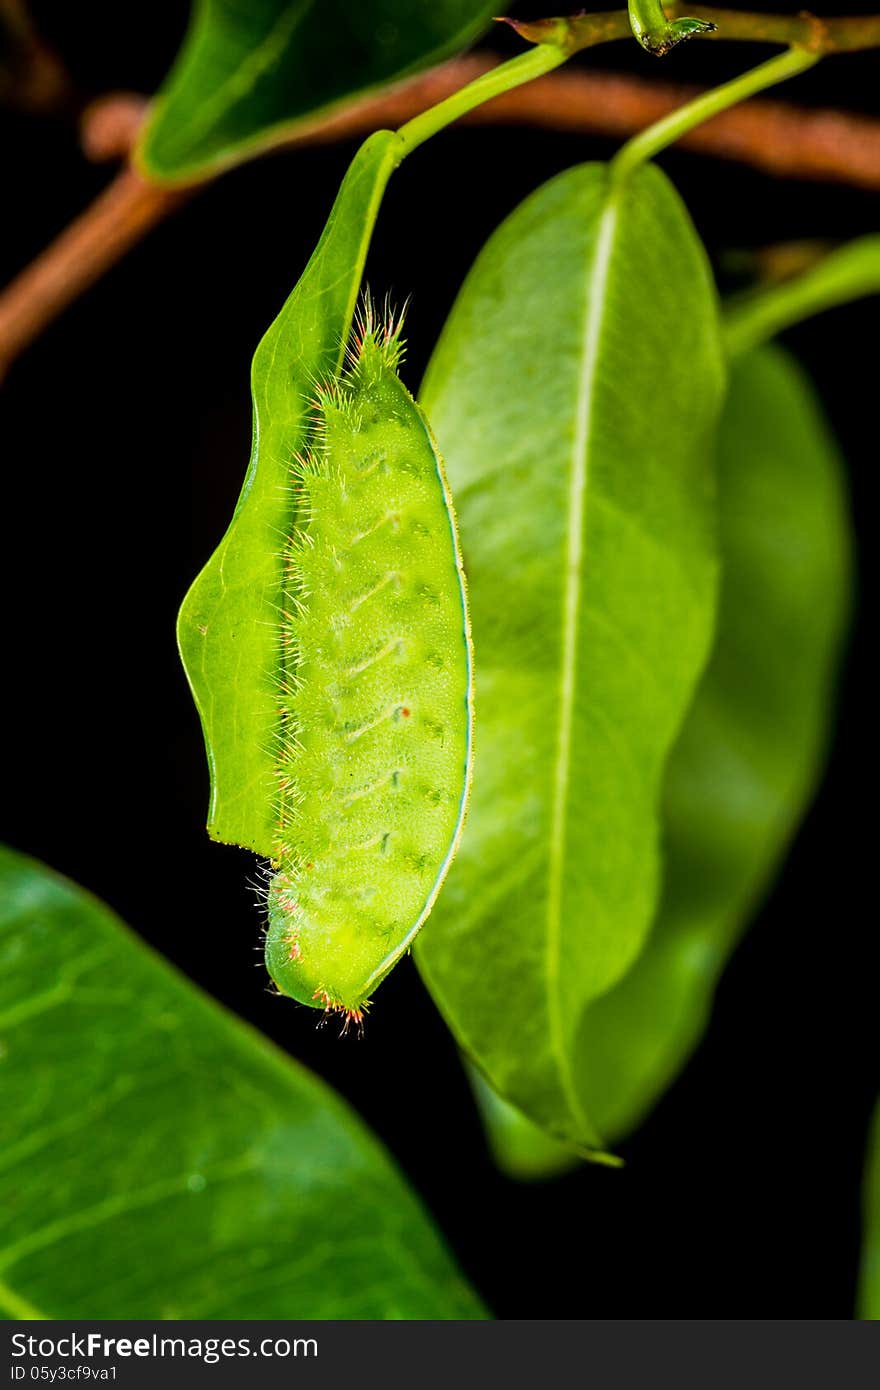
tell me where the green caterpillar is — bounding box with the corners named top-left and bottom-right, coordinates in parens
top-left (265, 306), bottom-right (473, 1026)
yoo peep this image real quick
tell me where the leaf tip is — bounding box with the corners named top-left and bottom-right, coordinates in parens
top-left (583, 1147), bottom-right (625, 1170)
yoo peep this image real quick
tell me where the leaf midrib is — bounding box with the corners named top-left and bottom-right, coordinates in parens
top-left (544, 182), bottom-right (621, 1143)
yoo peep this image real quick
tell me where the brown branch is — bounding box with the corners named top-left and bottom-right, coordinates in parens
top-left (464, 65), bottom-right (880, 187)
top-left (80, 92), bottom-right (151, 163)
top-left (0, 168), bottom-right (185, 378)
top-left (4, 52), bottom-right (880, 376)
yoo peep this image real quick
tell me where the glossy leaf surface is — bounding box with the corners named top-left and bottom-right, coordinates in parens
top-left (0, 845), bottom-right (485, 1319)
top-left (140, 0), bottom-right (495, 182)
top-left (415, 162), bottom-right (725, 1151)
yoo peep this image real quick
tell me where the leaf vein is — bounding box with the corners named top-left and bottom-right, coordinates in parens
top-left (544, 185), bottom-right (621, 1144)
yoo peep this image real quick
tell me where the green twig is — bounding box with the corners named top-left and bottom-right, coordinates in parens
top-left (725, 236), bottom-right (880, 356)
top-left (529, 5), bottom-right (880, 55)
top-left (395, 43), bottom-right (568, 158)
top-left (675, 4), bottom-right (880, 53)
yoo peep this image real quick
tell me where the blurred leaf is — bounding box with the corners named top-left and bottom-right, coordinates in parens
top-left (468, 1068), bottom-right (577, 1181)
top-left (414, 162), bottom-right (725, 1152)
top-left (725, 234), bottom-right (880, 358)
top-left (471, 344), bottom-right (853, 1174)
top-left (862, 1101), bottom-right (880, 1319)
top-left (0, 845), bottom-right (485, 1319)
top-left (139, 0), bottom-right (495, 182)
top-left (178, 131), bottom-right (399, 856)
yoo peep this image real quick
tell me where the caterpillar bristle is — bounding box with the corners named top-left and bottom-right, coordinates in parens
top-left (345, 289), bottom-right (407, 380)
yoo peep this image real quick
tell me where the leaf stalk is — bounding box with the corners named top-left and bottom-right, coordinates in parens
top-left (611, 46), bottom-right (819, 182)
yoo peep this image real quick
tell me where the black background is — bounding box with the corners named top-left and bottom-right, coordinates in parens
top-left (1, 1), bottom-right (877, 1318)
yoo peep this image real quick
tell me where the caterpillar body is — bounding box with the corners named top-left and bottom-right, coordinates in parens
top-left (265, 310), bottom-right (473, 1024)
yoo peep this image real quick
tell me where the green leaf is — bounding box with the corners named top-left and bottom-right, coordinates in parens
top-left (472, 344), bottom-right (853, 1175)
top-left (468, 1067), bottom-right (579, 1182)
top-left (178, 131), bottom-right (400, 856)
top-left (139, 0), bottom-right (496, 183)
top-left (0, 845), bottom-right (485, 1319)
top-left (627, 0), bottom-right (717, 56)
top-left (414, 162), bottom-right (725, 1152)
top-left (861, 1101), bottom-right (880, 1319)
top-left (575, 345), bottom-right (852, 1142)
